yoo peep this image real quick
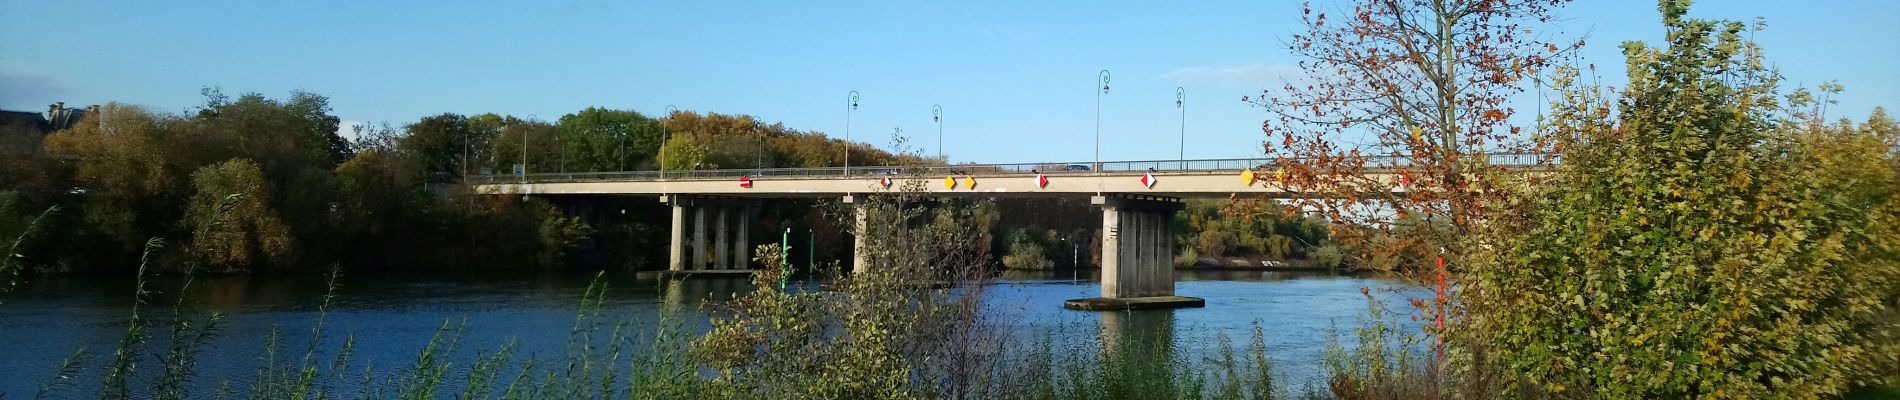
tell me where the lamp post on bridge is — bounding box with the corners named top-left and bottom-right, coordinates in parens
top-left (845, 91), bottom-right (858, 176)
top-left (520, 113), bottom-right (538, 183)
top-left (1095, 69), bottom-right (1110, 172)
top-left (755, 120), bottom-right (766, 169)
top-left (932, 104), bottom-right (943, 162)
top-left (662, 105), bottom-right (677, 179)
top-left (1177, 86), bottom-right (1187, 170)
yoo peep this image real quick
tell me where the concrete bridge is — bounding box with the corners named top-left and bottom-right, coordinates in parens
top-left (475, 155), bottom-right (1541, 310)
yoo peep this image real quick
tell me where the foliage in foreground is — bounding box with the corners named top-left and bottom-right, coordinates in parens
top-left (1462, 2), bottom-right (1900, 397)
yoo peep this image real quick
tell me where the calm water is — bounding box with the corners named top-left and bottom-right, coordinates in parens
top-left (0, 269), bottom-right (1426, 396)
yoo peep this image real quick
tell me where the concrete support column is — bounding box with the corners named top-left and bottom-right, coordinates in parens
top-left (1156, 211), bottom-right (1174, 296)
top-left (1100, 205), bottom-right (1123, 298)
top-left (852, 204), bottom-right (869, 275)
top-left (714, 205), bottom-right (731, 270)
top-left (733, 202), bottom-right (751, 270)
top-left (669, 201), bottom-right (686, 272)
top-left (1091, 195), bottom-right (1186, 300)
top-left (693, 206), bottom-right (708, 270)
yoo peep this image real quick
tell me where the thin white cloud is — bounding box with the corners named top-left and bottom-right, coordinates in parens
top-left (1159, 63), bottom-right (1303, 87)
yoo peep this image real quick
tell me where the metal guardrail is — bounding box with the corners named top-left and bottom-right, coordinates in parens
top-left (471, 153), bottom-right (1549, 183)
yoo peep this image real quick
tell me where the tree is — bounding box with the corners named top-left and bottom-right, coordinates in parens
top-left (41, 104), bottom-right (189, 249)
top-left (555, 107), bottom-right (662, 172)
top-left (182, 159), bottom-right (291, 273)
top-left (285, 90), bottom-right (349, 165)
top-left (487, 118), bottom-right (560, 175)
top-left (1464, 3), bottom-right (1900, 396)
top-left (400, 113), bottom-right (472, 179)
top-left (1247, 0), bottom-right (1584, 271)
top-left (658, 133), bottom-right (707, 171)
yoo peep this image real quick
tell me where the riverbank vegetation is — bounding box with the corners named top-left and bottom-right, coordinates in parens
top-left (0, 88), bottom-right (943, 275)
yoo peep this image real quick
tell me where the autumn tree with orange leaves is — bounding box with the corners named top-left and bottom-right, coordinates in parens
top-left (1246, 0), bottom-right (1583, 273)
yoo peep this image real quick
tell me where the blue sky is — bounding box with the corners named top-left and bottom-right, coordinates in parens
top-left (2, 1), bottom-right (1895, 163)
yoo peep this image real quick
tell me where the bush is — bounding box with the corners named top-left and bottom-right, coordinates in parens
top-left (1464, 4), bottom-right (1900, 397)
top-left (1312, 244), bottom-right (1342, 271)
top-left (1002, 229), bottom-right (1054, 270)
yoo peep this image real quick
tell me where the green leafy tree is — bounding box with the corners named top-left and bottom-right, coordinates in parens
top-left (1464, 2), bottom-right (1900, 396)
top-left (555, 107), bottom-right (661, 172)
top-left (183, 160), bottom-right (291, 273)
top-left (657, 132), bottom-right (706, 171)
top-left (400, 113), bottom-right (473, 179)
top-left (486, 118), bottom-right (560, 175)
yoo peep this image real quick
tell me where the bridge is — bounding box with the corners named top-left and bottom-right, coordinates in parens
top-left (474, 155), bottom-right (1542, 310)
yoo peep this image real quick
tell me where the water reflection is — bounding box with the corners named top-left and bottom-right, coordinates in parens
top-left (662, 276), bottom-right (753, 310)
top-left (1099, 309), bottom-right (1175, 360)
top-left (0, 270), bottom-right (1418, 396)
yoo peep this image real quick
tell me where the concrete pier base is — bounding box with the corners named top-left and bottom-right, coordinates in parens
top-left (1063, 296), bottom-right (1206, 311)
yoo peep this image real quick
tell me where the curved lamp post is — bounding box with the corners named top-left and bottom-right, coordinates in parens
top-left (1177, 86), bottom-right (1187, 170)
top-left (1095, 69), bottom-right (1110, 172)
top-left (661, 105), bottom-right (677, 179)
top-left (845, 90), bottom-right (859, 176)
top-left (521, 113), bottom-right (538, 183)
top-left (932, 104), bottom-right (943, 162)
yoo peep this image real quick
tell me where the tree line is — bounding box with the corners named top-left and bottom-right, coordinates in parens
top-left (0, 91), bottom-right (925, 275)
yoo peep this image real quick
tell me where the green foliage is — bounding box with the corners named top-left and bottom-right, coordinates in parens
top-left (1312, 244), bottom-right (1343, 271)
top-left (1003, 228), bottom-right (1054, 270)
top-left (1179, 199), bottom-right (1328, 261)
top-left (657, 132), bottom-right (706, 171)
top-left (182, 160), bottom-right (291, 272)
top-left (555, 107), bottom-right (663, 172)
top-left (1322, 292), bottom-right (1442, 400)
top-left (1464, 3), bottom-right (1900, 397)
top-left (400, 113), bottom-right (474, 177)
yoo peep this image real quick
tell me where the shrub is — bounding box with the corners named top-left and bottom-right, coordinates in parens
top-left (1003, 229), bottom-right (1054, 270)
top-left (1312, 244), bottom-right (1343, 271)
top-left (1463, 3), bottom-right (1900, 397)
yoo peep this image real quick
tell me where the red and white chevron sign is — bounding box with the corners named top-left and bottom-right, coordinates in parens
top-left (739, 176), bottom-right (754, 188)
top-left (1139, 173), bottom-right (1157, 188)
top-left (879, 175), bottom-right (892, 188)
top-left (1034, 174), bottom-right (1048, 188)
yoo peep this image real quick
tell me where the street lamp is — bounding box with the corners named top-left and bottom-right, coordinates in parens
top-left (521, 114), bottom-right (538, 183)
top-left (1177, 86), bottom-right (1187, 170)
top-left (755, 120), bottom-right (765, 169)
top-left (932, 104), bottom-right (943, 162)
top-left (1095, 70), bottom-right (1110, 172)
top-left (845, 90), bottom-right (859, 176)
top-left (662, 105), bottom-right (677, 179)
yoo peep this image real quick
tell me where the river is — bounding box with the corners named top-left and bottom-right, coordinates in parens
top-left (0, 269), bottom-right (1427, 396)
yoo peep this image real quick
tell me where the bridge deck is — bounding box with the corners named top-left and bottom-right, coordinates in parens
top-left (472, 155), bottom-right (1543, 198)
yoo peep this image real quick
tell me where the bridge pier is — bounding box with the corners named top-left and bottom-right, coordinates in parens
top-left (664, 195), bottom-right (757, 277)
top-left (1065, 195), bottom-right (1204, 311)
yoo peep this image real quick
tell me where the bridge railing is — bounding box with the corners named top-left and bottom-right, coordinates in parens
top-left (471, 152), bottom-right (1549, 183)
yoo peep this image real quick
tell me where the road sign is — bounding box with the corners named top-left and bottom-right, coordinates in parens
top-left (1139, 173), bottom-right (1157, 188)
top-left (513, 164), bottom-right (525, 175)
top-left (739, 176), bottom-right (753, 188)
top-left (1035, 174), bottom-right (1048, 188)
top-left (943, 176), bottom-right (957, 189)
top-left (962, 176), bottom-right (977, 189)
